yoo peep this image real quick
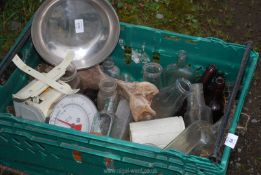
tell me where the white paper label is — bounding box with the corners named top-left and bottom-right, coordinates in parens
top-left (225, 133), bottom-right (239, 149)
top-left (75, 19), bottom-right (84, 33)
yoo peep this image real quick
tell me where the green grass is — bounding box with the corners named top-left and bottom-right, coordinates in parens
top-left (111, 0), bottom-right (206, 35)
top-left (0, 0), bottom-right (42, 58)
top-left (0, 0), bottom-right (228, 59)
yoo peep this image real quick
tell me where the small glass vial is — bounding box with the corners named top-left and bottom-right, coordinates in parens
top-left (151, 78), bottom-right (191, 118)
top-left (184, 83), bottom-right (213, 127)
top-left (143, 62), bottom-right (163, 89)
top-left (102, 58), bottom-right (121, 79)
top-left (164, 50), bottom-right (195, 86)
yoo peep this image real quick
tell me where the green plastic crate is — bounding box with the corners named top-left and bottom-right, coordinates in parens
top-left (0, 20), bottom-right (259, 175)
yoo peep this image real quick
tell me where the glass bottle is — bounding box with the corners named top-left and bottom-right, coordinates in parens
top-left (97, 78), bottom-right (118, 111)
top-left (121, 72), bottom-right (135, 82)
top-left (102, 57), bottom-right (121, 79)
top-left (165, 120), bottom-right (221, 157)
top-left (91, 112), bottom-right (115, 136)
top-left (151, 78), bottom-right (191, 118)
top-left (91, 78), bottom-right (118, 136)
top-left (164, 50), bottom-right (195, 86)
top-left (143, 62), bottom-right (163, 89)
top-left (201, 65), bottom-right (217, 104)
top-left (184, 83), bottom-right (213, 127)
top-left (209, 76), bottom-right (225, 123)
top-left (109, 98), bottom-right (132, 140)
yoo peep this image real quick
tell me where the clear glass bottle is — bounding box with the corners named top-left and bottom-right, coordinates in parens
top-left (92, 78), bottom-right (118, 136)
top-left (165, 120), bottom-right (220, 157)
top-left (143, 62), bottom-right (163, 89)
top-left (97, 78), bottom-right (118, 111)
top-left (109, 98), bottom-right (132, 140)
top-left (151, 78), bottom-right (191, 118)
top-left (121, 72), bottom-right (135, 82)
top-left (102, 57), bottom-right (121, 79)
top-left (91, 112), bottom-right (114, 136)
top-left (164, 50), bottom-right (195, 86)
top-left (184, 83), bottom-right (213, 127)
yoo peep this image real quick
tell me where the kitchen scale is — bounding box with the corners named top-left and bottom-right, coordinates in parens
top-left (12, 53), bottom-right (97, 132)
top-left (12, 0), bottom-right (120, 132)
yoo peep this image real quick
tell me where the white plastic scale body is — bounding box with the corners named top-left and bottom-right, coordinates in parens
top-left (12, 53), bottom-right (97, 132)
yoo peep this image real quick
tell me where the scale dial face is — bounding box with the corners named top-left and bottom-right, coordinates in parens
top-left (49, 94), bottom-right (97, 132)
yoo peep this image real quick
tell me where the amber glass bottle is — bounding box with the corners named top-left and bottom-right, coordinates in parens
top-left (208, 76), bottom-right (225, 123)
top-left (201, 65), bottom-right (217, 104)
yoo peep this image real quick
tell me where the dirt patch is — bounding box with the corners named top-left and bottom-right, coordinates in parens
top-left (205, 0), bottom-right (261, 174)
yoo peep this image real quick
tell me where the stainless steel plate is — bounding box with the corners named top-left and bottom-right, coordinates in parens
top-left (32, 0), bottom-right (120, 69)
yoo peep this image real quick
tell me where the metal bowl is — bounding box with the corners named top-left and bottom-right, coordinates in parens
top-left (32, 0), bottom-right (120, 69)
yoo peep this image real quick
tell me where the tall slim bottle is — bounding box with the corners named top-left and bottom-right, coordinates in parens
top-left (110, 98), bottom-right (132, 140)
top-left (184, 83), bottom-right (213, 127)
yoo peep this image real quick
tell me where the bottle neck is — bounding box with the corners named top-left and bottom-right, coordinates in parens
top-left (99, 78), bottom-right (117, 97)
top-left (103, 60), bottom-right (114, 70)
top-left (202, 65), bottom-right (217, 86)
top-left (177, 50), bottom-right (187, 67)
top-left (175, 78), bottom-right (191, 96)
top-left (143, 63), bottom-right (163, 78)
top-left (99, 89), bottom-right (117, 97)
top-left (159, 78), bottom-right (191, 103)
top-left (102, 98), bottom-right (117, 114)
top-left (187, 83), bottom-right (206, 108)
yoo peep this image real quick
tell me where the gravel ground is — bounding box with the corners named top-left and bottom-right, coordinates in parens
top-left (213, 1), bottom-right (261, 174)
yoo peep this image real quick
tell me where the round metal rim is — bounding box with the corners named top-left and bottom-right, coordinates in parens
top-left (49, 94), bottom-right (98, 132)
top-left (31, 0), bottom-right (120, 70)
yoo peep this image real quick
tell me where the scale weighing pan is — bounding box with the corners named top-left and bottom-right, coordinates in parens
top-left (32, 0), bottom-right (120, 69)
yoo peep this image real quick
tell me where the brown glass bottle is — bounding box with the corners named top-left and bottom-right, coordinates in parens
top-left (208, 76), bottom-right (225, 123)
top-left (201, 65), bottom-right (217, 104)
